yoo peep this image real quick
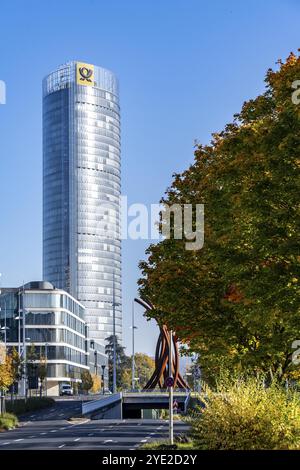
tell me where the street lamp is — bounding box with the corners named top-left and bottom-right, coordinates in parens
top-left (101, 364), bottom-right (106, 395)
top-left (15, 285), bottom-right (27, 398)
top-left (110, 271), bottom-right (121, 394)
top-left (44, 342), bottom-right (48, 397)
top-left (131, 299), bottom-right (138, 391)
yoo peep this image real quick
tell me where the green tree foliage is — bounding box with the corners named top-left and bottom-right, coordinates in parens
top-left (139, 53), bottom-right (300, 384)
top-left (80, 370), bottom-right (93, 394)
top-left (0, 354), bottom-right (14, 391)
top-left (121, 353), bottom-right (155, 390)
top-left (10, 348), bottom-right (21, 383)
top-left (132, 353), bottom-right (155, 389)
top-left (105, 335), bottom-right (130, 390)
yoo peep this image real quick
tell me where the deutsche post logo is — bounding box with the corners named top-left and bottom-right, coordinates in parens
top-left (76, 62), bottom-right (94, 86)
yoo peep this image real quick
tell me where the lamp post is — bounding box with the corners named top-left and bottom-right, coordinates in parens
top-left (169, 330), bottom-right (174, 445)
top-left (131, 299), bottom-right (138, 391)
top-left (112, 272), bottom-right (117, 394)
top-left (44, 342), bottom-right (48, 397)
top-left (15, 285), bottom-right (27, 398)
top-left (101, 364), bottom-right (106, 395)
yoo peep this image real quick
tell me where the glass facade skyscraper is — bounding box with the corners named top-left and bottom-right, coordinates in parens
top-left (43, 61), bottom-right (121, 345)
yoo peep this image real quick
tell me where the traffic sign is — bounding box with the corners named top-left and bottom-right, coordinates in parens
top-left (173, 399), bottom-right (179, 410)
top-left (166, 376), bottom-right (174, 387)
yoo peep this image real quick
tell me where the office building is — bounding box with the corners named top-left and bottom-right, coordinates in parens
top-left (42, 61), bottom-right (122, 344)
top-left (0, 281), bottom-right (108, 396)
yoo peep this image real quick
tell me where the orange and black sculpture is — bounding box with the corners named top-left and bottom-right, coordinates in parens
top-left (134, 298), bottom-right (189, 390)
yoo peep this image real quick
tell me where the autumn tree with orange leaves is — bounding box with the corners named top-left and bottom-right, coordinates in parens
top-left (139, 52), bottom-right (300, 385)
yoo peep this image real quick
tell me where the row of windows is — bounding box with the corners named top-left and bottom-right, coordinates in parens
top-left (26, 328), bottom-right (85, 350)
top-left (24, 311), bottom-right (85, 335)
top-left (29, 345), bottom-right (87, 365)
top-left (23, 294), bottom-right (84, 319)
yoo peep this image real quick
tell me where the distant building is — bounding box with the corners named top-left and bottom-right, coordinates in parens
top-left (42, 61), bottom-right (122, 345)
top-left (0, 281), bottom-right (107, 396)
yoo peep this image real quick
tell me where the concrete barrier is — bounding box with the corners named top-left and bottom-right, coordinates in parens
top-left (81, 393), bottom-right (122, 419)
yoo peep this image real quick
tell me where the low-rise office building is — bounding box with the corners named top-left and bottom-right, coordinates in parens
top-left (0, 281), bottom-right (107, 395)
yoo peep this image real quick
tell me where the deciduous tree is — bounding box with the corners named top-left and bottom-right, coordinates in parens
top-left (139, 52), bottom-right (300, 384)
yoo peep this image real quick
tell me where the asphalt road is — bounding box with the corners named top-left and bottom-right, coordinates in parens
top-left (18, 398), bottom-right (85, 422)
top-left (0, 400), bottom-right (189, 450)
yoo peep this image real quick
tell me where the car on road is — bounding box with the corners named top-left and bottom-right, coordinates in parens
top-left (60, 383), bottom-right (73, 396)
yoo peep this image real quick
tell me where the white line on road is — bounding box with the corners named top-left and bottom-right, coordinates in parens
top-left (0, 442), bottom-right (10, 446)
top-left (50, 430), bottom-right (57, 433)
top-left (140, 439), bottom-right (147, 442)
top-left (14, 439), bottom-right (24, 442)
top-left (58, 444), bottom-right (65, 448)
top-left (88, 433), bottom-right (94, 436)
top-left (104, 439), bottom-right (113, 443)
top-left (74, 438), bottom-right (80, 441)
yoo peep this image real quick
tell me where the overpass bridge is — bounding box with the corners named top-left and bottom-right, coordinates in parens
top-left (81, 391), bottom-right (190, 419)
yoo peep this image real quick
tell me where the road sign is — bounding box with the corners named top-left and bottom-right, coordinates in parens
top-left (173, 399), bottom-right (179, 410)
top-left (166, 376), bottom-right (174, 388)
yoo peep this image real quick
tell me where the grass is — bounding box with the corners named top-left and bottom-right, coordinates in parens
top-left (141, 439), bottom-right (196, 450)
top-left (0, 412), bottom-right (18, 431)
top-left (6, 397), bottom-right (55, 416)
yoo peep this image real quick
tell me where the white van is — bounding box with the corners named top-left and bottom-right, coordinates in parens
top-left (60, 383), bottom-right (73, 396)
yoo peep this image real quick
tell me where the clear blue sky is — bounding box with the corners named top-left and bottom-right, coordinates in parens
top-left (0, 0), bottom-right (299, 356)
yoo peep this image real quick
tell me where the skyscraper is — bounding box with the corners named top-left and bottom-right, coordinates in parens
top-left (43, 61), bottom-right (121, 344)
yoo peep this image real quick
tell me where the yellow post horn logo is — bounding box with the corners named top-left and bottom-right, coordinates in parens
top-left (76, 62), bottom-right (94, 86)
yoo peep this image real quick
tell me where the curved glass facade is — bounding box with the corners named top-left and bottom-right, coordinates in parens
top-left (43, 61), bottom-right (122, 344)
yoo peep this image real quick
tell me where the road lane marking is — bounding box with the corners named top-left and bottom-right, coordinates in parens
top-left (14, 439), bottom-right (24, 442)
top-left (140, 439), bottom-right (147, 442)
top-left (74, 438), bottom-right (80, 441)
top-left (0, 442), bottom-right (10, 446)
top-left (104, 439), bottom-right (113, 443)
top-left (50, 430), bottom-right (57, 433)
top-left (58, 444), bottom-right (65, 448)
top-left (88, 433), bottom-right (94, 436)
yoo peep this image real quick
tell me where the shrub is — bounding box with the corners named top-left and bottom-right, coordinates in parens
top-left (0, 412), bottom-right (18, 430)
top-left (6, 397), bottom-right (55, 416)
top-left (141, 439), bottom-right (195, 450)
top-left (190, 376), bottom-right (300, 450)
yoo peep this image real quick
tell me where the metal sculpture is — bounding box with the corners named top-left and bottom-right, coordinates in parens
top-left (134, 298), bottom-right (189, 390)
